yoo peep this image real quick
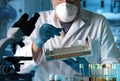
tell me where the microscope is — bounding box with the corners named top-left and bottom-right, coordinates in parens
top-left (0, 12), bottom-right (40, 81)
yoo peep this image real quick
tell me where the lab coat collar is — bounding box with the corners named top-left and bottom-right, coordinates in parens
top-left (61, 7), bottom-right (91, 46)
top-left (64, 7), bottom-right (90, 36)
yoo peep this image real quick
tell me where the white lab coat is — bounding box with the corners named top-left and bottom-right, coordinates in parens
top-left (15, 7), bottom-right (120, 81)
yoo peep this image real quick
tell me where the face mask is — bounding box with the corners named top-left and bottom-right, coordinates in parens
top-left (55, 3), bottom-right (78, 23)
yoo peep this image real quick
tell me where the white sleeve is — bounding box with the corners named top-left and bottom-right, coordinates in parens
top-left (100, 17), bottom-right (120, 63)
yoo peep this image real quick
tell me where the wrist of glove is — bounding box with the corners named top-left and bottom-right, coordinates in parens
top-left (35, 35), bottom-right (45, 48)
top-left (35, 24), bottom-right (62, 48)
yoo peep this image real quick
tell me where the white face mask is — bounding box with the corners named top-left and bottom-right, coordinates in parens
top-left (55, 3), bottom-right (78, 23)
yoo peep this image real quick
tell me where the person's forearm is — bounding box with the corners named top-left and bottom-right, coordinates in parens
top-left (32, 42), bottom-right (43, 62)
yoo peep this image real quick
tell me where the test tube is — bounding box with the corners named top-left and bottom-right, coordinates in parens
top-left (95, 64), bottom-right (102, 81)
top-left (88, 64), bottom-right (95, 81)
top-left (102, 64), bottom-right (106, 76)
top-left (106, 64), bottom-right (112, 76)
top-left (89, 64), bottom-right (93, 81)
top-left (95, 64), bottom-right (101, 81)
top-left (49, 74), bottom-right (55, 81)
top-left (54, 74), bottom-right (62, 81)
top-left (99, 64), bottom-right (106, 81)
top-left (79, 64), bottom-right (84, 81)
top-left (112, 64), bottom-right (116, 81)
top-left (107, 64), bottom-right (116, 81)
top-left (101, 64), bottom-right (107, 81)
top-left (112, 64), bottom-right (116, 75)
top-left (93, 64), bottom-right (97, 80)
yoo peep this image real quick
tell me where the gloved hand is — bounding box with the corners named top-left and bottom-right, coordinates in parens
top-left (63, 57), bottom-right (89, 76)
top-left (35, 23), bottom-right (62, 48)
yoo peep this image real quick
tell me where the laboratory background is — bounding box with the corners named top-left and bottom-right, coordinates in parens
top-left (0, 0), bottom-right (120, 81)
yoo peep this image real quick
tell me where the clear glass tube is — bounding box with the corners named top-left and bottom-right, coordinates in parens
top-left (79, 64), bottom-right (84, 81)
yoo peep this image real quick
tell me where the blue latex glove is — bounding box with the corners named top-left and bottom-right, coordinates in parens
top-left (63, 57), bottom-right (89, 76)
top-left (35, 24), bottom-right (62, 48)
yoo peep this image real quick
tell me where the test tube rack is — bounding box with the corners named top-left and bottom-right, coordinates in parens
top-left (45, 45), bottom-right (91, 61)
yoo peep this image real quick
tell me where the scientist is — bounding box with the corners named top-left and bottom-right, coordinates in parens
top-left (15, 0), bottom-right (120, 81)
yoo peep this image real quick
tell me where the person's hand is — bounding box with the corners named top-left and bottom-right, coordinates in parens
top-left (35, 23), bottom-right (62, 48)
top-left (63, 57), bottom-right (89, 76)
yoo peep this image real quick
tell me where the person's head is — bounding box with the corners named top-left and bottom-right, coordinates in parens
top-left (51, 0), bottom-right (81, 23)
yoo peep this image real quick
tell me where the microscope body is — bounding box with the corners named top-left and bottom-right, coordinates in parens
top-left (0, 13), bottom-right (40, 81)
